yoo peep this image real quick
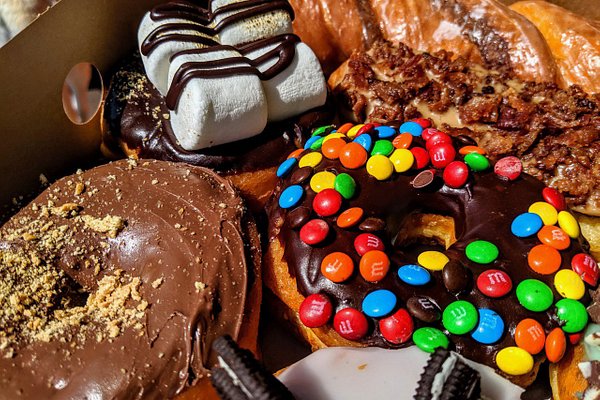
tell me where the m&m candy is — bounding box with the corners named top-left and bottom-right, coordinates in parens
top-left (555, 298), bottom-right (588, 333)
top-left (337, 207), bottom-right (363, 228)
top-left (413, 327), bottom-right (449, 353)
top-left (477, 269), bottom-right (512, 298)
top-left (334, 173), bottom-right (356, 200)
top-left (571, 253), bottom-right (600, 286)
top-left (515, 319), bottom-right (545, 355)
top-left (287, 148), bottom-right (304, 159)
top-left (346, 124), bottom-right (364, 139)
top-left (310, 171), bottom-right (335, 193)
top-left (375, 125), bottom-right (396, 139)
top-left (277, 157), bottom-right (297, 178)
top-left (311, 125), bottom-right (334, 136)
top-left (399, 121), bottom-right (423, 136)
top-left (336, 122), bottom-right (353, 134)
top-left (511, 212), bottom-right (543, 237)
top-left (465, 240), bottom-right (499, 264)
top-left (362, 289), bottom-right (397, 318)
top-left (333, 308), bottom-right (368, 340)
top-left (300, 219), bottom-right (329, 245)
top-left (558, 211), bottom-right (580, 238)
top-left (321, 252), bottom-right (354, 283)
top-left (545, 328), bottom-right (566, 363)
top-left (537, 225), bottom-right (570, 250)
top-left (379, 308), bottom-right (414, 344)
top-left (279, 185), bottom-right (304, 209)
top-left (425, 132), bottom-right (452, 150)
top-left (471, 308), bottom-right (504, 344)
top-left (398, 265), bottom-right (431, 286)
top-left (371, 140), bottom-right (394, 156)
top-left (389, 149), bottom-right (414, 173)
top-left (313, 188), bottom-right (342, 217)
top-left (443, 161), bottom-right (469, 188)
top-left (527, 244), bottom-right (561, 275)
top-left (299, 152), bottom-right (323, 168)
top-left (413, 118), bottom-right (431, 128)
top-left (417, 251), bottom-right (449, 271)
top-left (542, 187), bottom-right (566, 211)
top-left (392, 133), bottom-right (413, 149)
top-left (554, 269), bottom-right (585, 300)
top-left (353, 133), bottom-right (373, 152)
top-left (494, 156), bottom-right (522, 181)
top-left (429, 143), bottom-right (456, 169)
top-left (516, 279), bottom-right (553, 312)
top-left (299, 294), bottom-right (333, 328)
top-left (442, 300), bottom-right (478, 335)
top-left (442, 260), bottom-right (470, 294)
top-left (410, 147), bottom-right (430, 169)
top-left (322, 137), bottom-right (346, 159)
top-left (354, 233), bottom-right (384, 255)
top-left (459, 146), bottom-right (486, 155)
top-left (421, 128), bottom-right (440, 141)
top-left (464, 152), bottom-right (490, 171)
top-left (366, 155), bottom-right (394, 180)
top-left (356, 123), bottom-right (374, 136)
top-left (359, 250), bottom-right (390, 282)
top-left (528, 202), bottom-right (558, 225)
top-left (406, 296), bottom-right (441, 323)
top-left (339, 142), bottom-right (368, 169)
top-left (496, 347), bottom-right (534, 375)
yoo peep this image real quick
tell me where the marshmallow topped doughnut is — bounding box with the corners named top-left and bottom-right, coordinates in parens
top-left (0, 159), bottom-right (261, 399)
top-left (265, 120), bottom-right (598, 387)
top-left (137, 0), bottom-right (326, 151)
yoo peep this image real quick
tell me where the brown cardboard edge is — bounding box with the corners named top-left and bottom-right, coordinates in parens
top-left (0, 0), bottom-right (163, 209)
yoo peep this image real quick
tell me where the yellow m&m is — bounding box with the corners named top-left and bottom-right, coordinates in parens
top-left (347, 124), bottom-right (364, 139)
top-left (310, 171), bottom-right (336, 193)
top-left (528, 202), bottom-right (558, 225)
top-left (299, 152), bottom-right (323, 168)
top-left (558, 211), bottom-right (580, 238)
top-left (366, 155), bottom-right (394, 181)
top-left (496, 347), bottom-right (534, 375)
top-left (554, 269), bottom-right (585, 300)
top-left (389, 148), bottom-right (414, 173)
top-left (418, 251), bottom-right (449, 271)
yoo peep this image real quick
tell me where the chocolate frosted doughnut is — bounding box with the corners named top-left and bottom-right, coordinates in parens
top-left (265, 121), bottom-right (599, 386)
top-left (0, 159), bottom-right (261, 399)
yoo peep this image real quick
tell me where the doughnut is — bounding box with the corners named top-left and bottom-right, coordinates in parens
top-left (0, 159), bottom-right (261, 399)
top-left (102, 0), bottom-right (330, 210)
top-left (265, 120), bottom-right (598, 388)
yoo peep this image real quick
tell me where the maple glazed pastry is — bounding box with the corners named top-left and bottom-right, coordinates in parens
top-left (102, 0), bottom-right (328, 209)
top-left (0, 159), bottom-right (261, 399)
top-left (265, 119), bottom-right (599, 388)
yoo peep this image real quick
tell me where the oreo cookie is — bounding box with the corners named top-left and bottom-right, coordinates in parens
top-left (210, 335), bottom-right (295, 400)
top-left (414, 348), bottom-right (481, 400)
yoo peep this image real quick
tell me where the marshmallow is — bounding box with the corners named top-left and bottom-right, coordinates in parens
top-left (246, 41), bottom-right (327, 121)
top-left (138, 12), bottom-right (216, 95)
top-left (210, 0), bottom-right (292, 45)
top-left (167, 49), bottom-right (268, 150)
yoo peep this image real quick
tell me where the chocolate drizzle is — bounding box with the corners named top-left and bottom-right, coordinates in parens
top-left (267, 132), bottom-right (594, 373)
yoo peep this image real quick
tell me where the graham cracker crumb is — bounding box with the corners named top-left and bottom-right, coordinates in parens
top-left (81, 215), bottom-right (125, 238)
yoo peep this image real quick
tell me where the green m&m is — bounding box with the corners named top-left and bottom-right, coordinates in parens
top-left (413, 327), bottom-right (449, 353)
top-left (442, 300), bottom-right (478, 335)
top-left (516, 279), bottom-right (553, 312)
top-left (464, 153), bottom-right (491, 171)
top-left (465, 240), bottom-right (499, 264)
top-left (334, 173), bottom-right (356, 200)
top-left (371, 140), bottom-right (394, 157)
top-left (312, 125), bottom-right (334, 136)
top-left (556, 298), bottom-right (589, 333)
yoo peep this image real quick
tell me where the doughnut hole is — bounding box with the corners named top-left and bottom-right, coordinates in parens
top-left (575, 212), bottom-right (600, 260)
top-left (393, 213), bottom-right (457, 250)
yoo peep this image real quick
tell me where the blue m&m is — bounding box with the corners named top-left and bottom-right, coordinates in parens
top-left (399, 121), bottom-right (423, 137)
top-left (511, 212), bottom-right (543, 237)
top-left (278, 185), bottom-right (304, 209)
top-left (375, 125), bottom-right (396, 139)
top-left (398, 265), bottom-right (431, 286)
top-left (362, 289), bottom-right (397, 318)
top-left (304, 135), bottom-right (321, 150)
top-left (471, 308), bottom-right (505, 344)
top-left (276, 158), bottom-right (297, 178)
top-left (353, 134), bottom-right (373, 152)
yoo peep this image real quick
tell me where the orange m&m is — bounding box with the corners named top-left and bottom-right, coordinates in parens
top-left (287, 148), bottom-right (304, 159)
top-left (515, 319), bottom-right (545, 355)
top-left (336, 122), bottom-right (354, 134)
top-left (322, 137), bottom-right (347, 160)
top-left (527, 244), bottom-right (561, 275)
top-left (339, 142), bottom-right (368, 169)
top-left (337, 207), bottom-right (364, 228)
top-left (392, 133), bottom-right (413, 149)
top-left (545, 328), bottom-right (567, 363)
top-left (359, 250), bottom-right (390, 282)
top-left (321, 252), bottom-right (354, 283)
top-left (537, 225), bottom-right (570, 250)
top-left (459, 146), bottom-right (486, 155)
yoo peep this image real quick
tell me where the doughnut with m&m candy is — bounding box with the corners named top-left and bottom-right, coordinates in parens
top-left (265, 119), bottom-right (598, 387)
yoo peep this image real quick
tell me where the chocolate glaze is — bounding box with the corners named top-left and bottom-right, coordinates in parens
top-left (0, 159), bottom-right (257, 399)
top-left (103, 54), bottom-right (331, 174)
top-left (267, 131), bottom-right (595, 373)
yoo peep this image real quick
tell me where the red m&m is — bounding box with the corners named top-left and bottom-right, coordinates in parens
top-left (313, 188), bottom-right (343, 217)
top-left (542, 187), bottom-right (566, 211)
top-left (421, 128), bottom-right (440, 141)
top-left (299, 294), bottom-right (333, 328)
top-left (571, 253), bottom-right (600, 286)
top-left (429, 143), bottom-right (456, 169)
top-left (379, 308), bottom-right (414, 344)
top-left (410, 147), bottom-right (430, 169)
top-left (477, 269), bottom-right (512, 298)
top-left (300, 219), bottom-right (329, 245)
top-left (494, 156), bottom-right (522, 181)
top-left (413, 118), bottom-right (431, 128)
top-left (333, 308), bottom-right (369, 340)
top-left (354, 233), bottom-right (385, 256)
top-left (425, 132), bottom-right (452, 150)
top-left (443, 161), bottom-right (469, 188)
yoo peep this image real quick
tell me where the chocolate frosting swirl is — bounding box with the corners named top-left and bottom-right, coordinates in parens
top-left (0, 159), bottom-right (257, 399)
top-left (268, 134), bottom-right (594, 372)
